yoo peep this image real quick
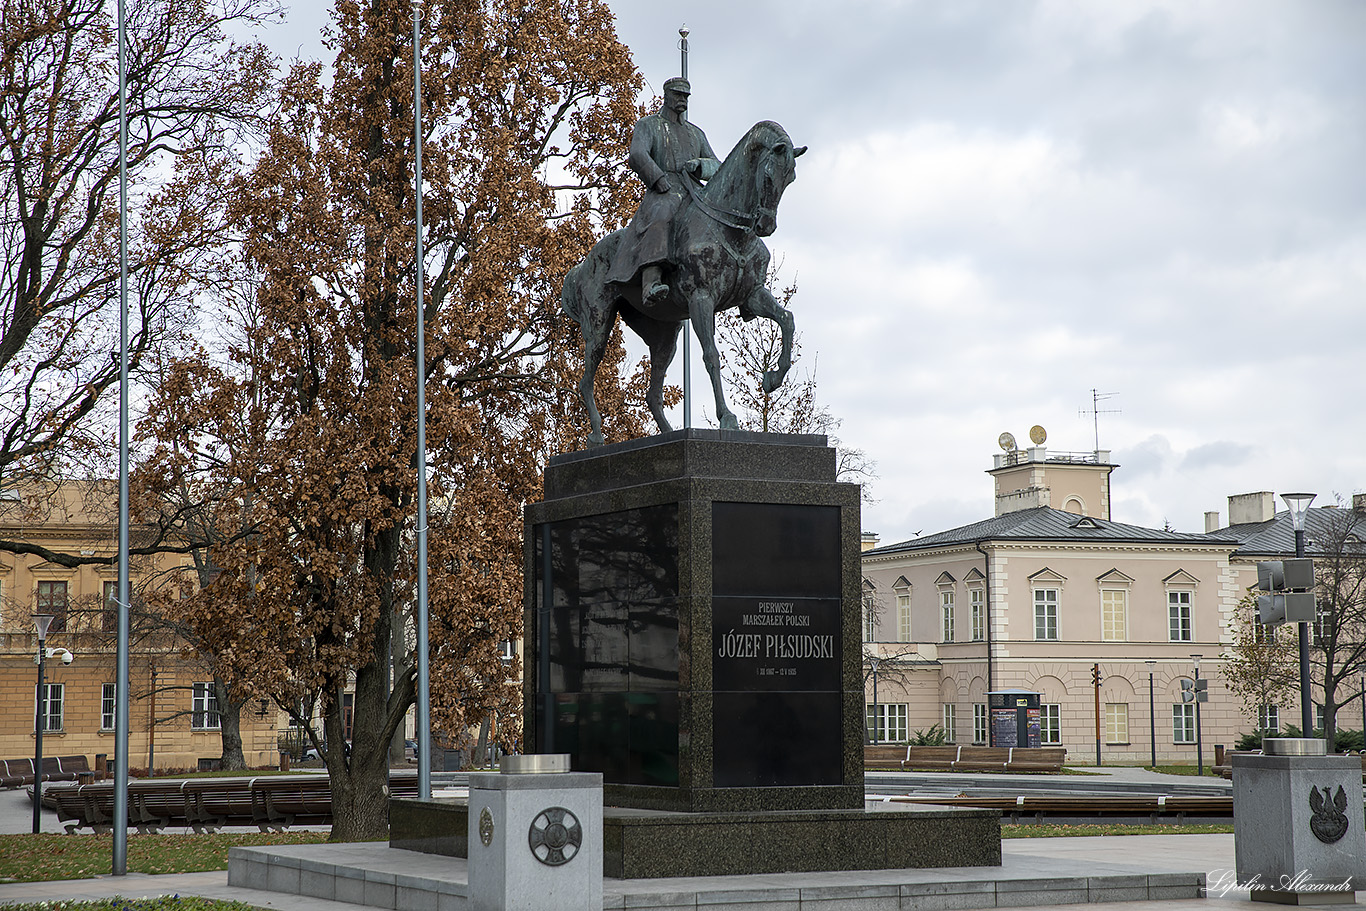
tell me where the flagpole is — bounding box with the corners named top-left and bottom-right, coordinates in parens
top-left (113, 0), bottom-right (131, 876)
top-left (412, 0), bottom-right (431, 800)
top-left (679, 25), bottom-right (691, 430)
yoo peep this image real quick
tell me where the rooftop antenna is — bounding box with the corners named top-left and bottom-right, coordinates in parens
top-left (1079, 389), bottom-right (1121, 452)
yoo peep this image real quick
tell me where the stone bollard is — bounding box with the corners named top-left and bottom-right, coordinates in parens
top-left (1233, 738), bottom-right (1365, 904)
top-left (467, 754), bottom-right (602, 911)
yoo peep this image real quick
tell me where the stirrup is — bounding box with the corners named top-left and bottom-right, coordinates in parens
top-left (645, 282), bottom-right (670, 305)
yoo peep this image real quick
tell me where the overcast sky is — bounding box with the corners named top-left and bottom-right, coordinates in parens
top-left (252, 1), bottom-right (1366, 545)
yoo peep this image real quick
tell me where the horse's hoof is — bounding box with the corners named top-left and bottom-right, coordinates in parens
top-left (762, 370), bottom-right (784, 394)
top-left (587, 433), bottom-right (605, 448)
top-left (718, 414), bottom-right (739, 431)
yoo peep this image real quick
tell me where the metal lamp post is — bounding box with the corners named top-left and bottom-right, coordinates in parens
top-left (1191, 654), bottom-right (1204, 776)
top-left (31, 613), bottom-right (54, 834)
top-left (1282, 492), bottom-right (1316, 737)
top-left (1146, 659), bottom-right (1157, 768)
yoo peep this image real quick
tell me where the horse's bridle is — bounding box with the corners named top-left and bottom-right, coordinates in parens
top-left (685, 178), bottom-right (756, 233)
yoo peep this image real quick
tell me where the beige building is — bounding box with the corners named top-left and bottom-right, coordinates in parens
top-left (861, 440), bottom-right (1321, 764)
top-left (0, 482), bottom-right (278, 772)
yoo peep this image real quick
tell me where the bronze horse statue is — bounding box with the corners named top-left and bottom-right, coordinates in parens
top-left (562, 121), bottom-right (806, 445)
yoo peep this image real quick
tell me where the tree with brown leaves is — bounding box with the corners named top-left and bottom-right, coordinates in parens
top-left (149, 0), bottom-right (648, 840)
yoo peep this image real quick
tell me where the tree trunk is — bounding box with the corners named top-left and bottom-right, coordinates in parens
top-left (215, 678), bottom-right (248, 771)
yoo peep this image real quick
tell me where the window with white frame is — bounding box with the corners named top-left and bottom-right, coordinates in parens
top-left (863, 602), bottom-right (877, 642)
top-left (1254, 621), bottom-right (1278, 644)
top-left (498, 640), bottom-right (516, 664)
top-left (1101, 589), bottom-right (1127, 641)
top-left (1316, 704), bottom-right (1325, 733)
top-left (969, 587), bottom-right (984, 641)
top-left (940, 589), bottom-right (955, 642)
top-left (865, 703), bottom-right (908, 743)
top-left (1172, 704), bottom-right (1196, 743)
top-left (101, 683), bottom-right (117, 731)
top-left (942, 703), bottom-right (957, 743)
top-left (1034, 589), bottom-right (1059, 640)
top-left (36, 682), bottom-right (63, 732)
top-left (1258, 704), bottom-right (1280, 734)
top-left (973, 703), bottom-right (987, 744)
top-left (1168, 591), bottom-right (1193, 641)
top-left (896, 588), bottom-right (911, 642)
top-left (1040, 704), bottom-right (1062, 744)
top-left (1105, 703), bottom-right (1129, 743)
top-left (192, 682), bottom-right (221, 730)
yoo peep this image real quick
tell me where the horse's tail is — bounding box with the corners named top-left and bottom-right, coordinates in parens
top-left (561, 260), bottom-right (585, 325)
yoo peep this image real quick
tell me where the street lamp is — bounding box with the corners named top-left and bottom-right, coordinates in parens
top-left (31, 613), bottom-right (54, 834)
top-left (1282, 492), bottom-right (1316, 737)
top-left (1146, 659), bottom-right (1157, 768)
top-left (1191, 654), bottom-right (1204, 776)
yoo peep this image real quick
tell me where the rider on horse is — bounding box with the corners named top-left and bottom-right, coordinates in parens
top-left (606, 77), bottom-right (720, 310)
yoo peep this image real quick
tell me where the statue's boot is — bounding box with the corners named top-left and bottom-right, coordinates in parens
top-left (642, 265), bottom-right (669, 306)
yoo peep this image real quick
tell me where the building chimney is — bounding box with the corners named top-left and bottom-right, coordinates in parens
top-left (861, 532), bottom-right (880, 552)
top-left (1228, 492), bottom-right (1277, 525)
top-left (1204, 511), bottom-right (1221, 533)
top-left (1354, 494), bottom-right (1366, 514)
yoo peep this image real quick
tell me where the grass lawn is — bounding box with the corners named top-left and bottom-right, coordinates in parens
top-left (1003, 822), bottom-right (1234, 837)
top-left (0, 831), bottom-right (329, 884)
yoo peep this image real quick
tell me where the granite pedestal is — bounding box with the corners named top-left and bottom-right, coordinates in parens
top-left (408, 429), bottom-right (998, 876)
top-left (523, 430), bottom-right (864, 814)
top-left (1233, 740), bottom-right (1365, 904)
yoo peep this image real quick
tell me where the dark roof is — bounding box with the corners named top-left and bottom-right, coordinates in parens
top-left (865, 507), bottom-right (1236, 556)
top-left (1217, 508), bottom-right (1366, 558)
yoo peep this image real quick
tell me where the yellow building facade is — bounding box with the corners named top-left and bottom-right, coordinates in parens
top-left (0, 483), bottom-right (278, 771)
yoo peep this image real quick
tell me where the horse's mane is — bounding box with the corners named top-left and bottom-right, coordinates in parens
top-left (705, 121), bottom-right (793, 204)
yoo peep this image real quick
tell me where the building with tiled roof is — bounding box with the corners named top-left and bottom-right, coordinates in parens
top-left (859, 439), bottom-right (1328, 764)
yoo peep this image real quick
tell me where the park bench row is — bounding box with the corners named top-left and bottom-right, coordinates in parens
top-left (893, 792), bottom-right (1232, 820)
top-left (0, 755), bottom-right (91, 789)
top-left (1213, 750), bottom-right (1366, 780)
top-left (864, 744), bottom-right (1068, 773)
top-left (41, 770), bottom-right (421, 834)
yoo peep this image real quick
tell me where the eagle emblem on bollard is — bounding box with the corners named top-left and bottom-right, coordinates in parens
top-left (1309, 785), bottom-right (1350, 844)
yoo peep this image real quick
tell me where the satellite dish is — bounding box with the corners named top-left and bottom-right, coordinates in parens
top-left (998, 432), bottom-right (1017, 452)
top-left (1030, 425), bottom-right (1047, 445)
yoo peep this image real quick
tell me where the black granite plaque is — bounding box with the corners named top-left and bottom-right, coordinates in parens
top-left (712, 502), bottom-right (840, 598)
top-left (534, 503), bottom-right (681, 787)
top-left (712, 597), bottom-right (841, 691)
top-left (711, 502), bottom-right (843, 789)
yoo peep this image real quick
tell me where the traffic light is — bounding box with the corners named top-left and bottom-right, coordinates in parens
top-left (1180, 678), bottom-right (1208, 703)
top-left (1091, 663), bottom-right (1100, 687)
top-left (1256, 558), bottom-right (1316, 625)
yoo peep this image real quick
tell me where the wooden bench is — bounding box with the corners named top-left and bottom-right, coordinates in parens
top-left (864, 745), bottom-right (1067, 773)
top-left (0, 755), bottom-right (90, 788)
top-left (1215, 750), bottom-right (1366, 781)
top-left (42, 770), bottom-right (425, 833)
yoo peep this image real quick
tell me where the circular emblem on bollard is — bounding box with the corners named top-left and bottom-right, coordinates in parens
top-left (528, 806), bottom-right (582, 866)
top-left (478, 807), bottom-right (495, 847)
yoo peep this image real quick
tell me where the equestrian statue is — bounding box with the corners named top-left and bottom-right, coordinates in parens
top-left (561, 76), bottom-right (806, 445)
